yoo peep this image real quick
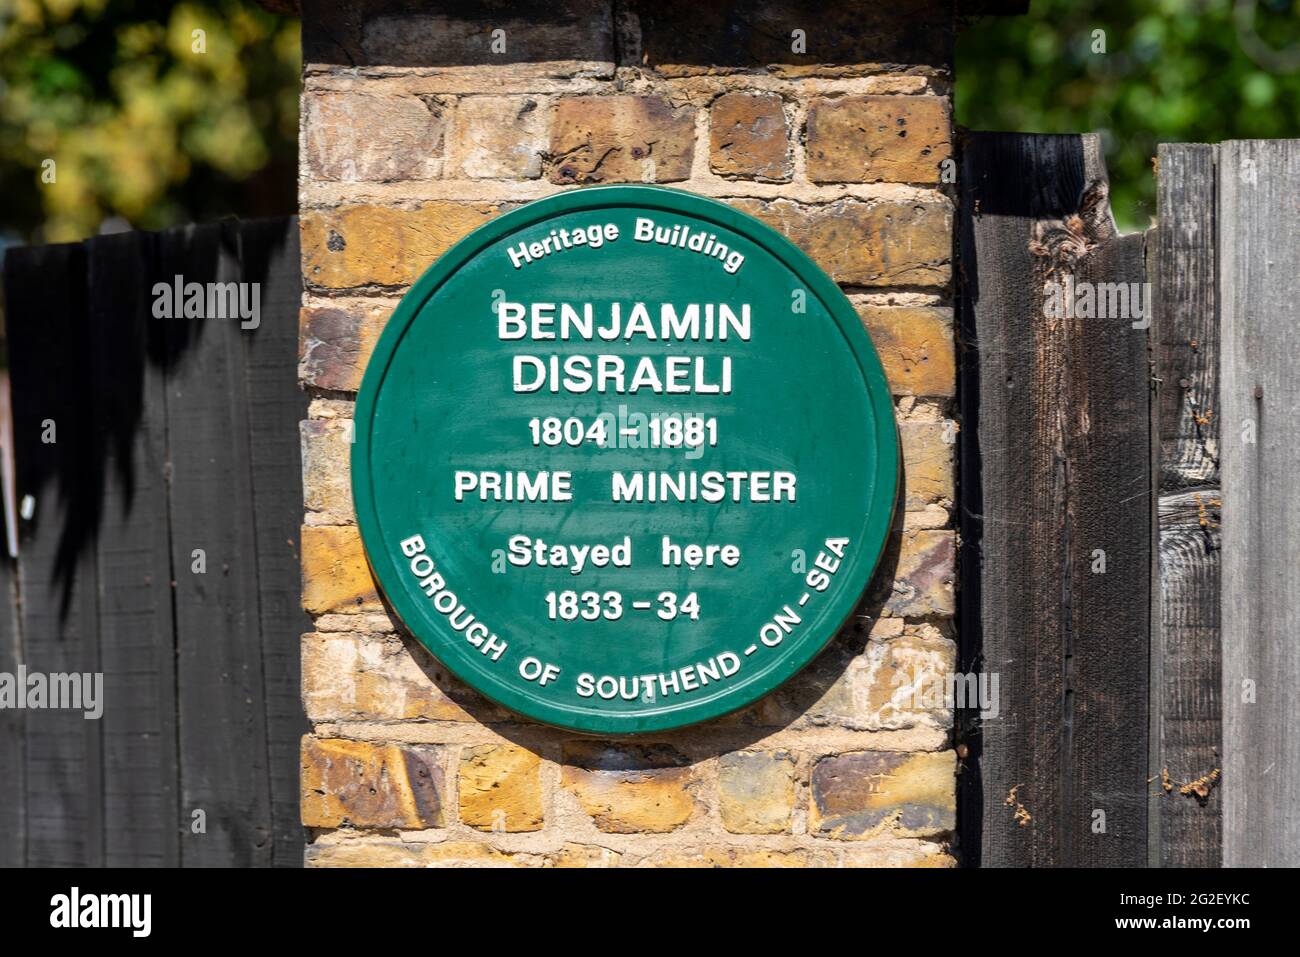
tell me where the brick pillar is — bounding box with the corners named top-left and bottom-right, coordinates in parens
top-left (298, 0), bottom-right (960, 868)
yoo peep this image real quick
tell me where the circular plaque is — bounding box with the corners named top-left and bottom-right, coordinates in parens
top-left (353, 185), bottom-right (898, 734)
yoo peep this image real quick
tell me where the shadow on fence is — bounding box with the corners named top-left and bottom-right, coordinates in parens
top-left (0, 217), bottom-right (308, 867)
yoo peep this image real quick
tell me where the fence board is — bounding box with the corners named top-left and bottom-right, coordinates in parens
top-left (1, 217), bottom-right (304, 867)
top-left (1150, 143), bottom-right (1222, 867)
top-left (87, 232), bottom-right (181, 866)
top-left (1219, 139), bottom-right (1300, 867)
top-left (958, 132), bottom-right (1151, 866)
top-left (165, 223), bottom-right (273, 867)
top-left (0, 375), bottom-right (21, 867)
top-left (237, 218), bottom-right (310, 866)
top-left (5, 242), bottom-right (104, 866)
top-left (0, 508), bottom-right (20, 868)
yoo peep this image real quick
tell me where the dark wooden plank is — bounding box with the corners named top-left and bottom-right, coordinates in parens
top-left (958, 131), bottom-right (1151, 866)
top-left (4, 241), bottom-right (104, 866)
top-left (87, 231), bottom-right (181, 866)
top-left (0, 558), bottom-right (19, 867)
top-left (0, 387), bottom-right (21, 866)
top-left (164, 223), bottom-right (272, 867)
top-left (4, 218), bottom-right (307, 868)
top-left (2, 371), bottom-right (17, 560)
top-left (237, 217), bottom-right (309, 867)
top-left (1149, 143), bottom-right (1222, 868)
top-left (1066, 226), bottom-right (1152, 865)
top-left (1219, 139), bottom-right (1300, 867)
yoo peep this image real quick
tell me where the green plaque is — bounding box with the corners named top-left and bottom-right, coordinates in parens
top-left (353, 185), bottom-right (898, 734)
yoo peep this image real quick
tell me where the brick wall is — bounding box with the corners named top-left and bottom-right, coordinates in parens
top-left (297, 0), bottom-right (960, 868)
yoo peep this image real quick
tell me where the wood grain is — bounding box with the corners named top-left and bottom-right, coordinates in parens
top-left (958, 132), bottom-right (1151, 866)
top-left (237, 218), bottom-right (311, 867)
top-left (1, 219), bottom-right (306, 867)
top-left (5, 241), bottom-right (103, 866)
top-left (0, 380), bottom-right (22, 866)
top-left (88, 231), bottom-right (181, 866)
top-left (165, 223), bottom-right (273, 866)
top-left (1219, 139), bottom-right (1300, 867)
top-left (1150, 143), bottom-right (1222, 867)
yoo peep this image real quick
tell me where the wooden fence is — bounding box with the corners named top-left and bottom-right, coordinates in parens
top-left (0, 218), bottom-right (308, 867)
top-left (958, 133), bottom-right (1299, 867)
top-left (1217, 140), bottom-right (1300, 867)
top-left (2, 148), bottom-right (1296, 869)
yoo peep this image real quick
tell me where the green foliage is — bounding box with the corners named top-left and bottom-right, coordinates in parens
top-left (0, 0), bottom-right (299, 242)
top-left (957, 0), bottom-right (1300, 231)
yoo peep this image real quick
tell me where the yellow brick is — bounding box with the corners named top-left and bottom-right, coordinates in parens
top-left (301, 633), bottom-right (489, 723)
top-left (561, 742), bottom-right (696, 833)
top-left (419, 841), bottom-right (520, 867)
top-left (307, 839), bottom-right (524, 868)
top-left (458, 745), bottom-right (544, 832)
top-left (885, 529), bottom-right (956, 616)
top-left (839, 839), bottom-right (957, 867)
top-left (899, 420), bottom-right (955, 510)
top-left (306, 840), bottom-right (440, 868)
top-left (299, 302), bottom-right (393, 393)
top-left (858, 632), bottom-right (958, 729)
top-left (807, 96), bottom-right (950, 184)
top-left (300, 738), bottom-right (446, 829)
top-left (729, 198), bottom-right (950, 287)
top-left (811, 750), bottom-right (956, 839)
top-left (641, 846), bottom-right (829, 868)
top-left (301, 202), bottom-right (505, 288)
top-left (301, 419), bottom-right (354, 523)
top-left (304, 92), bottom-right (447, 182)
top-left (858, 306), bottom-right (956, 397)
top-left (547, 843), bottom-right (622, 868)
top-left (548, 96), bottom-right (694, 184)
top-left (710, 92), bottom-right (789, 180)
top-left (717, 750), bottom-right (796, 834)
top-left (450, 95), bottom-right (549, 179)
top-left (301, 525), bottom-right (378, 615)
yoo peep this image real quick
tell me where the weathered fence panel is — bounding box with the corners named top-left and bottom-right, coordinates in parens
top-left (1219, 139), bottom-right (1300, 868)
top-left (958, 132), bottom-right (1152, 866)
top-left (240, 218), bottom-right (314, 868)
top-left (1149, 143), bottom-right (1222, 868)
top-left (87, 231), bottom-right (179, 867)
top-left (0, 383), bottom-right (21, 867)
top-left (168, 223), bottom-right (275, 867)
top-left (6, 241), bottom-right (103, 867)
top-left (962, 134), bottom-right (1300, 868)
top-left (0, 217), bottom-right (308, 867)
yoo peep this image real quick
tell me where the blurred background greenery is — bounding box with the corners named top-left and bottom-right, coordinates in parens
top-left (957, 0), bottom-right (1300, 232)
top-left (0, 0), bottom-right (299, 244)
top-left (1, 1), bottom-right (1298, 242)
